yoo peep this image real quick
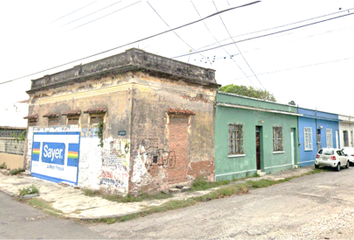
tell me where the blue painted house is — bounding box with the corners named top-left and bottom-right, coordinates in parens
top-left (298, 108), bottom-right (340, 167)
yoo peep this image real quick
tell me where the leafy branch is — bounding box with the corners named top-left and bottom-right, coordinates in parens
top-left (97, 119), bottom-right (104, 147)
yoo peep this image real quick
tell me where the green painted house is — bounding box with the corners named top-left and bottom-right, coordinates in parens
top-left (215, 92), bottom-right (301, 181)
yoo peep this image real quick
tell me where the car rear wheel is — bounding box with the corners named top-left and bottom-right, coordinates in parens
top-left (314, 164), bottom-right (319, 169)
top-left (336, 163), bottom-right (341, 171)
top-left (346, 160), bottom-right (350, 169)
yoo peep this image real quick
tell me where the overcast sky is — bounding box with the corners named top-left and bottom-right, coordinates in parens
top-left (1, 0), bottom-right (354, 126)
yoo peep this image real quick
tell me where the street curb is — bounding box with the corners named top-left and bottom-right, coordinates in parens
top-left (1, 165), bottom-right (319, 221)
top-left (0, 189), bottom-right (15, 197)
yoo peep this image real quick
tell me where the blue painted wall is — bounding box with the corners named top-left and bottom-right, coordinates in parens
top-left (298, 108), bottom-right (340, 167)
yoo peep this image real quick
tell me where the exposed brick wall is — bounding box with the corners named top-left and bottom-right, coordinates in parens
top-left (188, 160), bottom-right (215, 182)
top-left (168, 116), bottom-right (189, 184)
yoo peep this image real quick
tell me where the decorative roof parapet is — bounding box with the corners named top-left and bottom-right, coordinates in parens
top-left (28, 48), bottom-right (218, 93)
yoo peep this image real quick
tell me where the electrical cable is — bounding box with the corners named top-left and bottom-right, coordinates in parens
top-left (147, 1), bottom-right (212, 64)
top-left (0, 1), bottom-right (260, 85)
top-left (191, 1), bottom-right (253, 85)
top-left (179, 6), bottom-right (354, 55)
top-left (58, 1), bottom-right (122, 28)
top-left (212, 1), bottom-right (265, 90)
top-left (227, 56), bottom-right (354, 81)
top-left (64, 1), bottom-right (141, 33)
top-left (50, 1), bottom-right (97, 24)
top-left (173, 11), bottom-right (354, 58)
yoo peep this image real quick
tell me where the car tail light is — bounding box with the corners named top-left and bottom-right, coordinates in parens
top-left (351, 154), bottom-right (354, 157)
top-left (316, 154), bottom-right (320, 158)
top-left (330, 156), bottom-right (336, 160)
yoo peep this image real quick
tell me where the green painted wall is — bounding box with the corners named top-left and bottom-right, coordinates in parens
top-left (215, 93), bottom-right (300, 181)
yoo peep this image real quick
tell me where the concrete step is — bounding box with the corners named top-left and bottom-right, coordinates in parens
top-left (169, 186), bottom-right (191, 194)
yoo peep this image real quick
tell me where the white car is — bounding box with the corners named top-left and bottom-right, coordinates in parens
top-left (342, 147), bottom-right (354, 165)
top-left (314, 148), bottom-right (349, 171)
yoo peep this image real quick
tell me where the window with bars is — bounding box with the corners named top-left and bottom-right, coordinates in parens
top-left (304, 127), bottom-right (313, 151)
top-left (90, 114), bottom-right (104, 125)
top-left (48, 117), bottom-right (60, 126)
top-left (228, 124), bottom-right (244, 155)
top-left (67, 115), bottom-right (80, 125)
top-left (343, 130), bottom-right (349, 147)
top-left (326, 129), bottom-right (333, 148)
top-left (273, 126), bottom-right (283, 152)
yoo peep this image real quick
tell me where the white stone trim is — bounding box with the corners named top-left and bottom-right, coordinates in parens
top-left (217, 103), bottom-right (303, 116)
top-left (228, 154), bottom-right (246, 158)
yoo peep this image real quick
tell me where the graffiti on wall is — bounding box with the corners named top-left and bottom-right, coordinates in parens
top-left (98, 138), bottom-right (130, 194)
top-left (100, 167), bottom-right (129, 191)
top-left (81, 127), bottom-right (99, 138)
top-left (131, 138), bottom-right (176, 185)
top-left (139, 138), bottom-right (176, 169)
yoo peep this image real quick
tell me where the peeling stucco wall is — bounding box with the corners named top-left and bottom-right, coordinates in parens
top-left (25, 49), bottom-right (219, 195)
top-left (129, 73), bottom-right (216, 193)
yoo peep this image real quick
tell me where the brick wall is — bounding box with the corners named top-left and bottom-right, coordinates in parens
top-left (168, 116), bottom-right (189, 184)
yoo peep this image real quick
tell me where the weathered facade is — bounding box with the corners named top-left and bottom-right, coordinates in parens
top-left (338, 115), bottom-right (354, 149)
top-left (215, 92), bottom-right (300, 181)
top-left (24, 48), bottom-right (219, 195)
top-left (298, 108), bottom-right (340, 167)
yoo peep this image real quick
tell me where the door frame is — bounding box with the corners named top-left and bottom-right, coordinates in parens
top-left (255, 126), bottom-right (263, 171)
top-left (290, 128), bottom-right (297, 166)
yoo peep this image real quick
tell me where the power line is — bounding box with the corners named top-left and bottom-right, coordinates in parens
top-left (212, 1), bottom-right (265, 90)
top-left (58, 1), bottom-right (122, 28)
top-left (50, 1), bottom-right (97, 24)
top-left (64, 1), bottom-right (141, 33)
top-left (180, 6), bottom-right (354, 56)
top-left (0, 1), bottom-right (260, 86)
top-left (227, 56), bottom-right (354, 81)
top-left (173, 11), bottom-right (354, 58)
top-left (191, 1), bottom-right (253, 86)
top-left (147, 1), bottom-right (211, 64)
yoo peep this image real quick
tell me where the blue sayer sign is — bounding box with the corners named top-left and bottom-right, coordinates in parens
top-left (31, 131), bottom-right (81, 185)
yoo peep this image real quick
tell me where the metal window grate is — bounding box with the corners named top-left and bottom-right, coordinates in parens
top-left (228, 124), bottom-right (244, 154)
top-left (273, 126), bottom-right (283, 151)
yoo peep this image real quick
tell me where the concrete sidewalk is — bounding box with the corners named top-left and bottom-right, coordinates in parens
top-left (0, 166), bottom-right (314, 220)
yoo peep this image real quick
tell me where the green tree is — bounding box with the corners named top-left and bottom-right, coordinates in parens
top-left (218, 84), bottom-right (276, 102)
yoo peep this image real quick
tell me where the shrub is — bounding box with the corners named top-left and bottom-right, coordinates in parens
top-left (19, 184), bottom-right (39, 196)
top-left (191, 177), bottom-right (230, 191)
top-left (9, 168), bottom-right (25, 175)
top-left (0, 162), bottom-right (6, 169)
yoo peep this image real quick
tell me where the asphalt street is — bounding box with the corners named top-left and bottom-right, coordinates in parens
top-left (3, 167), bottom-right (354, 239)
top-left (0, 192), bottom-right (106, 239)
top-left (87, 167), bottom-right (354, 239)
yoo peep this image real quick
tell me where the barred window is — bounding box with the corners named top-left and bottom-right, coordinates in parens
top-left (228, 124), bottom-right (244, 155)
top-left (273, 126), bottom-right (283, 152)
top-left (48, 117), bottom-right (60, 126)
top-left (67, 115), bottom-right (80, 125)
top-left (343, 130), bottom-right (349, 147)
top-left (326, 129), bottom-right (333, 148)
top-left (90, 114), bottom-right (104, 125)
top-left (304, 127), bottom-right (313, 151)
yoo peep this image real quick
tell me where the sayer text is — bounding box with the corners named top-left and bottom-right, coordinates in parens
top-left (43, 144), bottom-right (64, 162)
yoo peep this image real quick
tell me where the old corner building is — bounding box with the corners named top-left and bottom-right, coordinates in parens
top-left (24, 48), bottom-right (219, 195)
